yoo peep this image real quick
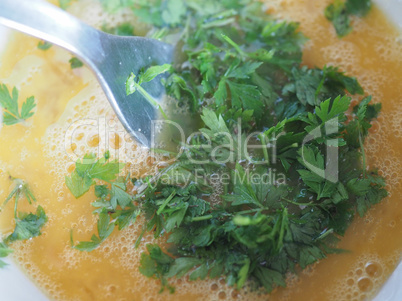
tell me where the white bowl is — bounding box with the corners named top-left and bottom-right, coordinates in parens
top-left (0, 1), bottom-right (401, 300)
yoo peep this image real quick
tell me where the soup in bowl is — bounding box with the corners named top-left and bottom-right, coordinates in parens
top-left (0, 0), bottom-right (401, 300)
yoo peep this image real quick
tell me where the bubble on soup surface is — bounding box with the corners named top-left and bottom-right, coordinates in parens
top-left (365, 262), bottom-right (383, 278)
top-left (329, 254), bottom-right (388, 301)
top-left (357, 277), bottom-right (373, 292)
top-left (388, 220), bottom-right (396, 228)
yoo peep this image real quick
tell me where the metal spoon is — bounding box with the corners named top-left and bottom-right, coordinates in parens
top-left (0, 0), bottom-right (174, 148)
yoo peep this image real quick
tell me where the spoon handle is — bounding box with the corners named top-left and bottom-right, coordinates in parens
top-left (0, 0), bottom-right (105, 64)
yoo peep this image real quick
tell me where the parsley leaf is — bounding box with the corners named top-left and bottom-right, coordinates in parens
top-left (138, 64), bottom-right (172, 85)
top-left (0, 84), bottom-right (36, 126)
top-left (285, 66), bottom-right (362, 107)
top-left (1, 176), bottom-right (47, 249)
top-left (139, 244), bottom-right (175, 293)
top-left (345, 0), bottom-right (372, 17)
top-left (254, 266), bottom-right (286, 292)
top-left (111, 182), bottom-right (132, 208)
top-left (325, 0), bottom-right (372, 37)
top-left (290, 66), bottom-right (323, 106)
top-left (200, 108), bottom-right (231, 141)
top-left (69, 57), bottom-right (84, 69)
top-left (325, 0), bottom-right (352, 38)
top-left (65, 152), bottom-right (124, 198)
top-left (223, 164), bottom-right (263, 208)
top-left (166, 257), bottom-right (203, 278)
top-left (126, 64), bottom-right (172, 92)
top-left (315, 95), bottom-right (350, 124)
top-left (1, 177), bottom-right (37, 218)
top-left (297, 146), bottom-right (337, 199)
top-left (102, 23), bottom-right (135, 36)
top-left (65, 171), bottom-right (94, 199)
top-left (0, 242), bottom-right (13, 268)
top-left (37, 40), bottom-right (52, 50)
top-left (112, 206), bottom-right (140, 230)
top-left (347, 174), bottom-right (387, 217)
top-left (125, 64), bottom-right (171, 119)
top-left (72, 208), bottom-right (114, 251)
top-left (6, 206), bottom-right (48, 243)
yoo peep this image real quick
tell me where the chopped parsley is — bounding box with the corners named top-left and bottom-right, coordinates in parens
top-left (325, 0), bottom-right (372, 37)
top-left (64, 0), bottom-right (387, 294)
top-left (0, 177), bottom-right (48, 266)
top-left (71, 208), bottom-right (115, 252)
top-left (5, 206), bottom-right (48, 244)
top-left (37, 40), bottom-right (53, 51)
top-left (69, 57), bottom-right (84, 69)
top-left (0, 84), bottom-right (37, 126)
top-left (126, 64), bottom-right (172, 94)
top-left (65, 151), bottom-right (124, 198)
top-left (0, 242), bottom-right (13, 268)
top-left (126, 64), bottom-right (172, 118)
top-left (101, 23), bottom-right (135, 36)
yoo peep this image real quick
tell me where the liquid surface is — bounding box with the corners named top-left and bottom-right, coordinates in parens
top-left (0, 1), bottom-right (401, 301)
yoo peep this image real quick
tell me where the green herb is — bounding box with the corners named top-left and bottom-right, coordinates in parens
top-left (126, 64), bottom-right (172, 118)
top-left (0, 177), bottom-right (47, 266)
top-left (70, 0), bottom-right (386, 294)
top-left (345, 0), bottom-right (372, 16)
top-left (325, 0), bottom-right (372, 37)
top-left (92, 175), bottom-right (135, 212)
top-left (0, 84), bottom-right (36, 126)
top-left (70, 172), bottom-right (141, 251)
top-left (139, 244), bottom-right (176, 293)
top-left (132, 64), bottom-right (172, 87)
top-left (5, 206), bottom-right (48, 243)
top-left (37, 40), bottom-right (52, 51)
top-left (1, 177), bottom-right (37, 218)
top-left (65, 151), bottom-right (124, 198)
top-left (66, 155), bottom-right (140, 251)
top-left (101, 23), bottom-right (135, 36)
top-left (112, 206), bottom-right (140, 230)
top-left (71, 208), bottom-right (114, 251)
top-left (0, 242), bottom-right (13, 268)
top-left (69, 57), bottom-right (84, 69)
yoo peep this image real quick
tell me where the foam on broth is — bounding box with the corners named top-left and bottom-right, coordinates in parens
top-left (0, 0), bottom-right (401, 300)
